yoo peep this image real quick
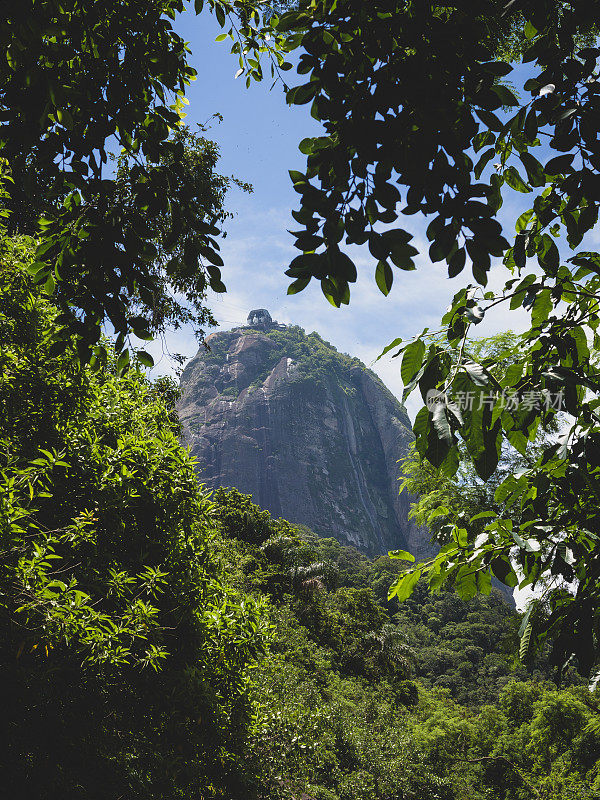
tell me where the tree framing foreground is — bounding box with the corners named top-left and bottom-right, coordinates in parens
top-left (0, 0), bottom-right (260, 363)
top-left (267, 0), bottom-right (600, 678)
top-left (1, 0), bottom-right (600, 676)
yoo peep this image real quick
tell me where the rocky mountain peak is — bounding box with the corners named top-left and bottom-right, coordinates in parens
top-left (246, 308), bottom-right (287, 331)
top-left (177, 320), bottom-right (433, 558)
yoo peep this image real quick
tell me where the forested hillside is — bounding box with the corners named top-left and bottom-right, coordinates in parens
top-left (3, 2), bottom-right (600, 798)
top-left (1, 247), bottom-right (599, 798)
top-left (213, 487), bottom-right (600, 800)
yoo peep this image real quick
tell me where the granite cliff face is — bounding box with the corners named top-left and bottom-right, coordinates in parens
top-left (177, 315), bottom-right (432, 558)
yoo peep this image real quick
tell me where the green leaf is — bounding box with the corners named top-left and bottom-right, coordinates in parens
top-left (463, 361), bottom-right (488, 387)
top-left (331, 249), bottom-right (357, 282)
top-left (477, 569), bottom-right (492, 595)
top-left (136, 351), bottom-right (154, 368)
top-left (431, 402), bottom-right (453, 444)
top-left (375, 260), bottom-right (393, 295)
top-left (491, 557), bottom-right (518, 587)
top-left (524, 20), bottom-right (537, 39)
top-left (43, 273), bottom-right (56, 295)
top-left (475, 108), bottom-right (504, 132)
top-left (275, 10), bottom-right (303, 32)
top-left (520, 152), bottom-right (545, 187)
top-left (389, 242), bottom-right (417, 270)
top-left (289, 82), bottom-right (319, 105)
top-left (389, 549), bottom-right (416, 563)
top-left (116, 349), bottom-right (130, 374)
top-left (321, 278), bottom-right (340, 307)
top-left (211, 279), bottom-right (226, 293)
top-left (481, 60), bottom-right (513, 77)
top-left (298, 137), bottom-right (313, 154)
top-left (401, 339), bottom-right (426, 385)
top-left (503, 361), bottom-right (524, 386)
top-left (531, 287), bottom-right (552, 327)
top-left (455, 567), bottom-right (477, 600)
top-left (26, 261), bottom-right (46, 276)
top-left (504, 166), bottom-right (531, 193)
top-left (388, 569), bottom-right (421, 601)
top-left (470, 511), bottom-right (497, 522)
top-left (474, 147), bottom-right (495, 180)
top-left (199, 245), bottom-right (224, 267)
top-left (287, 276), bottom-right (310, 295)
top-left (376, 337), bottom-right (404, 362)
top-left (448, 248), bottom-right (466, 278)
top-left (515, 209), bottom-right (533, 232)
top-left (490, 84), bottom-right (519, 107)
top-left (509, 274), bottom-right (537, 308)
top-left (524, 108), bottom-right (538, 142)
top-left (545, 153), bottom-right (575, 175)
top-left (214, 3), bottom-right (225, 27)
top-left (507, 429), bottom-right (528, 455)
top-left (519, 606), bottom-right (535, 661)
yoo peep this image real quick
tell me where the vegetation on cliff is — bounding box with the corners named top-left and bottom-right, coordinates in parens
top-left (178, 321), bottom-right (418, 556)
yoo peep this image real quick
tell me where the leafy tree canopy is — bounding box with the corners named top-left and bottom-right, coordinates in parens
top-left (249, 0), bottom-right (600, 677)
top-left (0, 1), bottom-right (266, 364)
top-left (214, 487), bottom-right (600, 799)
top-left (3, 0), bottom-right (600, 678)
top-left (0, 230), bottom-right (265, 797)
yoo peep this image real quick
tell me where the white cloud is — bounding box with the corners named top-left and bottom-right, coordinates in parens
top-left (150, 201), bottom-right (533, 422)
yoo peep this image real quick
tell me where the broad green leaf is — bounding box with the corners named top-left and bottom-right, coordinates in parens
top-left (401, 339), bottom-right (426, 385)
top-left (448, 247), bottom-right (466, 277)
top-left (455, 566), bottom-right (477, 600)
top-left (136, 351), bottom-right (154, 368)
top-left (520, 152), bottom-right (545, 187)
top-left (531, 287), bottom-right (552, 327)
top-left (545, 153), bottom-right (574, 175)
top-left (287, 276), bottom-right (310, 294)
top-left (116, 349), bottom-right (130, 374)
top-left (298, 137), bottom-right (313, 154)
top-left (389, 548), bottom-right (416, 562)
top-left (491, 557), bottom-right (518, 587)
top-left (504, 166), bottom-right (531, 193)
top-left (431, 402), bottom-right (453, 444)
top-left (491, 84), bottom-right (519, 107)
top-left (388, 569), bottom-right (421, 601)
top-left (375, 260), bottom-right (393, 295)
top-left (507, 429), bottom-right (528, 455)
top-left (463, 361), bottom-right (488, 387)
top-left (477, 569), bottom-right (492, 595)
top-left (515, 209), bottom-right (533, 232)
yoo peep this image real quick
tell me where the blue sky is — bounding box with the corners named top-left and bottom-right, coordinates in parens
top-left (149, 8), bottom-right (533, 420)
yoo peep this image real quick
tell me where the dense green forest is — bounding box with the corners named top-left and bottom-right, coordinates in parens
top-left (3, 1), bottom-right (600, 797)
top-left (2, 242), bottom-right (599, 797)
